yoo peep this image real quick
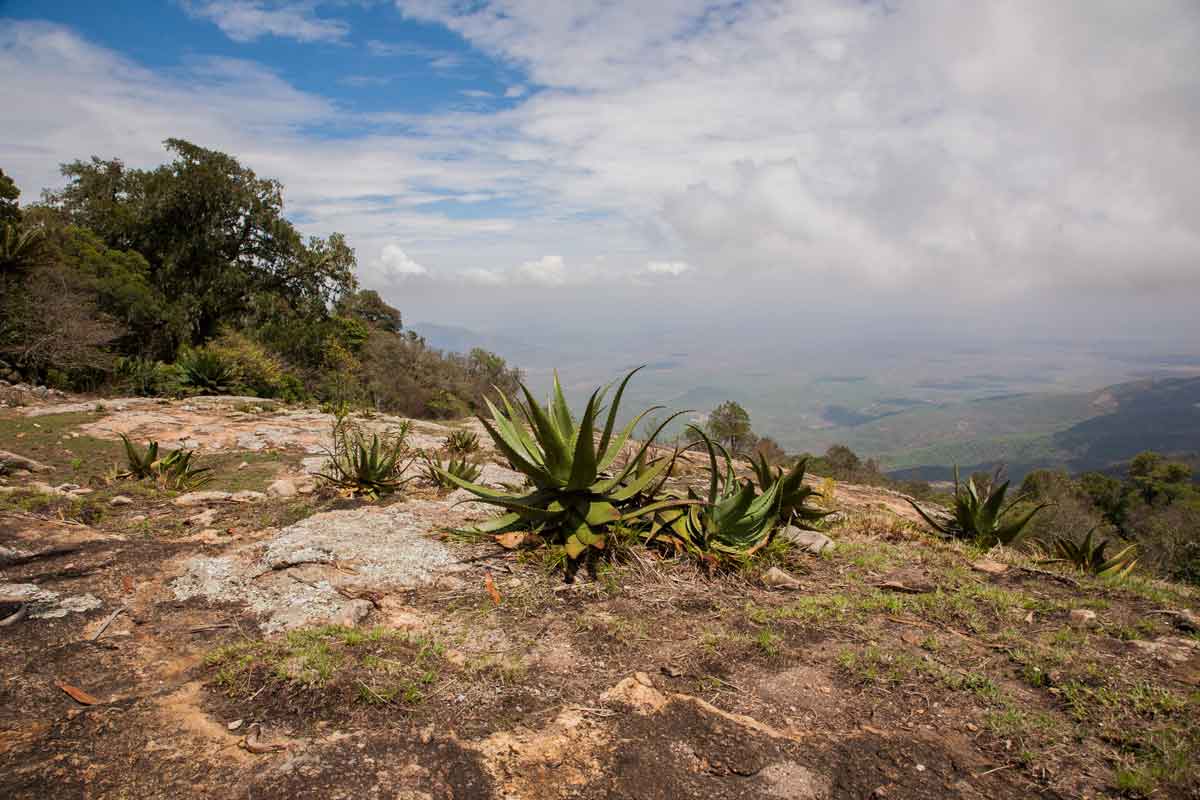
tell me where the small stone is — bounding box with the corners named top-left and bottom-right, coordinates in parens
top-left (109, 495), bottom-right (134, 506)
top-left (174, 490), bottom-right (233, 507)
top-left (1068, 609), bottom-right (1098, 627)
top-left (228, 719), bottom-right (244, 731)
top-left (267, 479), bottom-right (298, 498)
top-left (762, 566), bottom-right (803, 590)
top-left (915, 764), bottom-right (926, 772)
top-left (230, 490), bottom-right (267, 503)
top-left (186, 508), bottom-right (219, 527)
top-left (329, 599), bottom-right (374, 627)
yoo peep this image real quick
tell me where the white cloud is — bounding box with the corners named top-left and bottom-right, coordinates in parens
top-left (645, 260), bottom-right (690, 277)
top-left (186, 1), bottom-right (349, 43)
top-left (504, 85), bottom-right (527, 98)
top-left (376, 243), bottom-right (428, 278)
top-left (515, 254), bottom-right (567, 286)
top-left (460, 89), bottom-right (493, 98)
top-left (6, 2), bottom-right (1200, 337)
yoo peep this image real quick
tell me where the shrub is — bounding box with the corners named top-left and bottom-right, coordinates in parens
top-left (115, 356), bottom-right (182, 397)
top-left (203, 331), bottom-right (299, 400)
top-left (907, 465), bottom-right (1047, 547)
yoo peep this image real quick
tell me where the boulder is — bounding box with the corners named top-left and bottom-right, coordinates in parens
top-left (0, 450), bottom-right (53, 474)
top-left (266, 479), bottom-right (298, 498)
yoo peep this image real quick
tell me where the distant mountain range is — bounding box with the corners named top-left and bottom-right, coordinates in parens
top-left (884, 376), bottom-right (1200, 481)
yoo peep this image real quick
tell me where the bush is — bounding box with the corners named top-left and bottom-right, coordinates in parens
top-left (176, 348), bottom-right (238, 395)
top-left (203, 330), bottom-right (301, 400)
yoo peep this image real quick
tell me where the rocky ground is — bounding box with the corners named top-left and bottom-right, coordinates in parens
top-left (1, 394), bottom-right (1198, 799)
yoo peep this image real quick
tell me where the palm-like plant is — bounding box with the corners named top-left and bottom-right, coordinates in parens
top-left (0, 224), bottom-right (44, 272)
top-left (907, 466), bottom-right (1047, 547)
top-left (1051, 527), bottom-right (1138, 579)
top-left (436, 368), bottom-right (686, 562)
top-left (118, 434), bottom-right (160, 480)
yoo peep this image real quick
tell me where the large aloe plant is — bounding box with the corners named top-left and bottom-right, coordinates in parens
top-left (907, 466), bottom-right (1046, 547)
top-left (646, 427), bottom-right (792, 563)
top-left (437, 368), bottom-right (685, 562)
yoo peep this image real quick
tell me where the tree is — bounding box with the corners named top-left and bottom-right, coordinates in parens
top-left (752, 436), bottom-right (787, 465)
top-left (706, 400), bottom-right (754, 453)
top-left (1128, 451), bottom-right (1192, 506)
top-left (47, 139), bottom-right (357, 356)
top-left (337, 289), bottom-right (402, 333)
top-left (824, 444), bottom-right (861, 478)
top-left (0, 167), bottom-right (20, 227)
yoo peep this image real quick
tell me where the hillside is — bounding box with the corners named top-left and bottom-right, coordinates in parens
top-left (1, 392), bottom-right (1198, 799)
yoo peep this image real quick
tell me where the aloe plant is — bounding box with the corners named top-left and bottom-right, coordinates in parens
top-left (445, 429), bottom-right (480, 457)
top-left (318, 418), bottom-right (416, 500)
top-left (907, 466), bottom-right (1046, 547)
top-left (422, 454), bottom-right (483, 490)
top-left (1051, 527), bottom-right (1138, 579)
top-left (177, 348), bottom-right (238, 395)
top-left (436, 367), bottom-right (686, 562)
top-left (118, 434), bottom-right (210, 490)
top-left (749, 451), bottom-right (833, 530)
top-left (646, 427), bottom-right (793, 564)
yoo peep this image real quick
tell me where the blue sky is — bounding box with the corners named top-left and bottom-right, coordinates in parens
top-left (2, 1), bottom-right (1199, 341)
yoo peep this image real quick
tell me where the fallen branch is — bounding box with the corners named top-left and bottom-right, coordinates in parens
top-left (0, 603), bottom-right (28, 627)
top-left (88, 606), bottom-right (126, 641)
top-left (1014, 565), bottom-right (1080, 588)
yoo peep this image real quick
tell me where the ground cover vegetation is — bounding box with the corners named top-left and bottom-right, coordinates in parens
top-left (0, 148), bottom-right (520, 416)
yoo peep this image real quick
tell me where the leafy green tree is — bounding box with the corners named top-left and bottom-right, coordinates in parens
top-left (0, 167), bottom-right (20, 227)
top-left (337, 289), bottom-right (402, 333)
top-left (824, 444), bottom-right (862, 478)
top-left (1128, 451), bottom-right (1192, 506)
top-left (47, 139), bottom-right (357, 356)
top-left (706, 400), bottom-right (755, 453)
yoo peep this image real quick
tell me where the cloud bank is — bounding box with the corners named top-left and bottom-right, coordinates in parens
top-left (3, 2), bottom-right (1200, 334)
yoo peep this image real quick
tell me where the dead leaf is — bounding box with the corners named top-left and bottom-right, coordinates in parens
top-left (240, 723), bottom-right (287, 754)
top-left (484, 572), bottom-right (502, 606)
top-left (761, 566), bottom-right (802, 590)
top-left (971, 559), bottom-right (1009, 576)
top-left (494, 531), bottom-right (527, 549)
top-left (121, 576), bottom-right (134, 594)
top-left (56, 681), bottom-right (100, 706)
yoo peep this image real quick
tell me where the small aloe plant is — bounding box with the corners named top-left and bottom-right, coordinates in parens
top-left (646, 427), bottom-right (822, 565)
top-left (907, 466), bottom-right (1047, 547)
top-left (422, 454), bottom-right (483, 490)
top-left (118, 434), bottom-right (211, 490)
top-left (1051, 527), bottom-right (1138, 580)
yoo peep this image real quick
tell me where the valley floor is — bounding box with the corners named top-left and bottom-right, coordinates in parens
top-left (1, 396), bottom-right (1197, 799)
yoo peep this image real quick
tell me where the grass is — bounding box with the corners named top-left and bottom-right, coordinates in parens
top-left (206, 625), bottom-right (446, 709)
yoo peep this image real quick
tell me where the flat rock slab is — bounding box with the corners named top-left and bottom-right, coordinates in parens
top-left (170, 497), bottom-right (490, 632)
top-left (67, 395), bottom-right (477, 455)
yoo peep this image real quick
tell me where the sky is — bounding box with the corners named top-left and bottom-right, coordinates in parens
top-left (2, 1), bottom-right (1200, 347)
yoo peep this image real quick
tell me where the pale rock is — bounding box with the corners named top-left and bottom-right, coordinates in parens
top-left (173, 491), bottom-right (233, 507)
top-left (0, 450), bottom-right (53, 473)
top-left (186, 508), bottom-right (219, 527)
top-left (230, 490), bottom-right (267, 503)
top-left (329, 598), bottom-right (374, 627)
top-left (1068, 609), bottom-right (1098, 628)
top-left (109, 495), bottom-right (134, 506)
top-left (267, 479), bottom-right (298, 498)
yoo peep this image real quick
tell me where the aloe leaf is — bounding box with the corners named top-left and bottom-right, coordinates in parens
top-left (597, 366), bottom-right (644, 457)
top-left (907, 498), bottom-right (954, 537)
top-left (566, 387), bottom-right (602, 490)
